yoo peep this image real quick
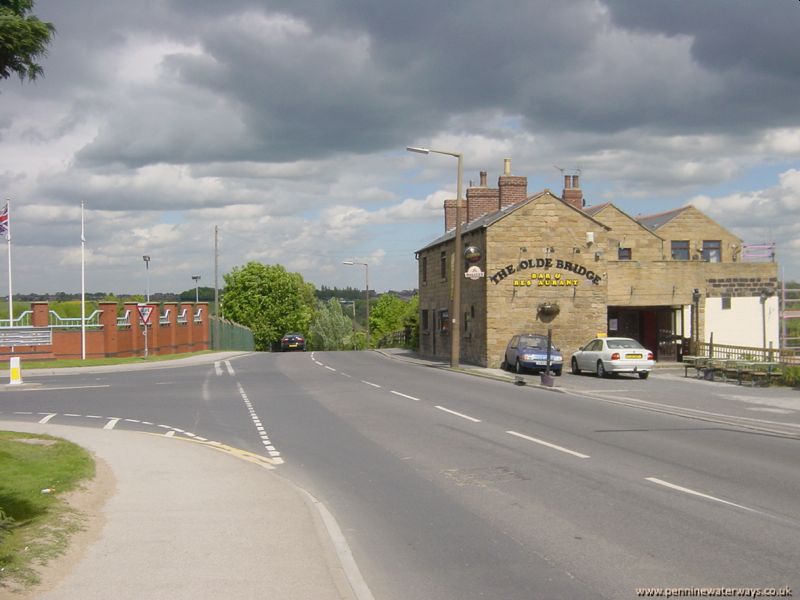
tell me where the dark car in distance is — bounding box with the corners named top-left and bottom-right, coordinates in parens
top-left (280, 333), bottom-right (306, 351)
top-left (504, 333), bottom-right (563, 375)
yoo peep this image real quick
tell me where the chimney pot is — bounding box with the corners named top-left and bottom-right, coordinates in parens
top-left (564, 175), bottom-right (571, 189)
top-left (479, 171), bottom-right (487, 187)
top-left (503, 159), bottom-right (511, 175)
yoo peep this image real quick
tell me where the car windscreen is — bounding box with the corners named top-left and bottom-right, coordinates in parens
top-left (519, 336), bottom-right (554, 350)
top-left (607, 339), bottom-right (644, 349)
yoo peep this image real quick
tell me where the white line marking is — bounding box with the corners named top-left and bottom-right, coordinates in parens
top-left (20, 385), bottom-right (111, 392)
top-left (340, 372), bottom-right (352, 378)
top-left (506, 430), bottom-right (590, 459)
top-left (645, 477), bottom-right (763, 514)
top-left (361, 380), bottom-right (381, 388)
top-left (142, 421), bottom-right (153, 426)
top-left (214, 361), bottom-right (223, 376)
top-left (391, 390), bottom-right (421, 402)
top-left (237, 381), bottom-right (282, 463)
top-left (124, 419), bottom-right (141, 423)
top-left (38, 413), bottom-right (57, 424)
top-left (195, 437), bottom-right (207, 442)
top-left (325, 366), bottom-right (337, 372)
top-left (104, 418), bottom-right (120, 430)
top-left (14, 411), bottom-right (33, 415)
top-left (64, 413), bottom-right (81, 417)
top-left (435, 405), bottom-right (481, 422)
top-left (165, 430), bottom-right (176, 437)
top-left (224, 360), bottom-right (235, 376)
top-left (157, 424), bottom-right (171, 429)
top-left (86, 415), bottom-right (102, 419)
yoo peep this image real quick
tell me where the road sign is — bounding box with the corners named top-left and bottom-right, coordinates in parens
top-left (137, 304), bottom-right (153, 324)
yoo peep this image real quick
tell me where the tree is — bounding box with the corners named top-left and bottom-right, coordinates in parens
top-left (0, 0), bottom-right (55, 82)
top-left (369, 293), bottom-right (411, 345)
top-left (222, 262), bottom-right (316, 351)
top-left (309, 299), bottom-right (354, 351)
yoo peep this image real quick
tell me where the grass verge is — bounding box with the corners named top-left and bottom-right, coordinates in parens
top-left (0, 432), bottom-right (95, 592)
top-left (13, 350), bottom-right (214, 370)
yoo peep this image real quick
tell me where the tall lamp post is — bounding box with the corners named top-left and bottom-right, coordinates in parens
top-left (343, 260), bottom-right (369, 348)
top-left (142, 255), bottom-right (151, 302)
top-left (192, 275), bottom-right (201, 303)
top-left (407, 146), bottom-right (463, 368)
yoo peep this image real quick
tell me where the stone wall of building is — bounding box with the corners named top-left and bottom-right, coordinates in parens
top-left (650, 206), bottom-right (742, 262)
top-left (483, 193), bottom-right (610, 368)
top-left (590, 204), bottom-right (665, 262)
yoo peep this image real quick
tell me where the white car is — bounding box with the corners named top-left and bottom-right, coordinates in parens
top-left (571, 337), bottom-right (655, 379)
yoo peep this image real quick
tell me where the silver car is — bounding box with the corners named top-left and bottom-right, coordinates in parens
top-left (570, 337), bottom-right (655, 379)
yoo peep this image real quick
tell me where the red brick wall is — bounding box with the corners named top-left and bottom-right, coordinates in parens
top-left (0, 302), bottom-right (210, 361)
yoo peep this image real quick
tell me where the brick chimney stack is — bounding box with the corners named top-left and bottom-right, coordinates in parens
top-left (466, 169), bottom-right (500, 223)
top-left (498, 158), bottom-right (528, 209)
top-left (562, 173), bottom-right (584, 210)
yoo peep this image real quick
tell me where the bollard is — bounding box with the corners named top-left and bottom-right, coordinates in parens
top-left (9, 356), bottom-right (22, 385)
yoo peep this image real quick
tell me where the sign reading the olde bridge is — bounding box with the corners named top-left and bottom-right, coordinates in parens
top-left (489, 257), bottom-right (602, 286)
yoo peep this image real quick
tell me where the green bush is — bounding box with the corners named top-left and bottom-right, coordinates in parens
top-left (781, 365), bottom-right (800, 387)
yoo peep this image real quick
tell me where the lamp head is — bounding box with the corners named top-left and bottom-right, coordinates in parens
top-left (406, 146), bottom-right (430, 154)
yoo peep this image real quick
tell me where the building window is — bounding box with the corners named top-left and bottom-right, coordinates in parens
top-left (671, 240), bottom-right (690, 260)
top-left (440, 251), bottom-right (447, 280)
top-left (421, 309), bottom-right (429, 331)
top-left (422, 256), bottom-right (428, 284)
top-left (702, 240), bottom-right (721, 262)
top-left (618, 247), bottom-right (632, 261)
top-left (721, 296), bottom-right (731, 310)
top-left (438, 309), bottom-right (449, 334)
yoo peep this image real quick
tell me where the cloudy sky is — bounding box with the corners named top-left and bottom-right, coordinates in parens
top-left (1, 0), bottom-right (799, 296)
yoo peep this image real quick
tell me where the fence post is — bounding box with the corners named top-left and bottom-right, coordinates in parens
top-left (31, 302), bottom-right (49, 327)
top-left (709, 332), bottom-right (714, 359)
top-left (99, 302), bottom-right (118, 357)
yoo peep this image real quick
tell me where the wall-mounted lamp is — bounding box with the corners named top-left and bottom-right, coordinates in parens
top-left (586, 232), bottom-right (594, 246)
top-left (594, 251), bottom-right (603, 261)
top-left (572, 246), bottom-right (581, 254)
top-left (545, 246), bottom-right (555, 254)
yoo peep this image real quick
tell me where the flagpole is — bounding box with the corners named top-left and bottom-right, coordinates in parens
top-left (5, 199), bottom-right (12, 325)
top-left (81, 200), bottom-right (86, 360)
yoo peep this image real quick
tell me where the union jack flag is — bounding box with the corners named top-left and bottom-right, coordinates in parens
top-left (0, 202), bottom-right (8, 237)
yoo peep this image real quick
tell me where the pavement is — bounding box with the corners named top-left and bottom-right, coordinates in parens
top-left (2, 349), bottom-right (798, 599)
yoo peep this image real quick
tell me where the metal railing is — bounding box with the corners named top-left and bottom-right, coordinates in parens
top-left (193, 307), bottom-right (203, 323)
top-left (117, 310), bottom-right (132, 329)
top-left (694, 341), bottom-right (799, 364)
top-left (160, 308), bottom-right (171, 325)
top-left (0, 310), bottom-right (33, 328)
top-left (49, 310), bottom-right (103, 329)
top-left (177, 308), bottom-right (188, 324)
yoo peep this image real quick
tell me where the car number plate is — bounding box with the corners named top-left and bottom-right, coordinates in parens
top-left (626, 353), bottom-right (642, 359)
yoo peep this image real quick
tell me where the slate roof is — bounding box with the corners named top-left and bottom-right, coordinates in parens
top-left (636, 206), bottom-right (689, 231)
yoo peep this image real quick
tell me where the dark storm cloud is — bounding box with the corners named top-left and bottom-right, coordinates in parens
top-left (26, 0), bottom-right (800, 168)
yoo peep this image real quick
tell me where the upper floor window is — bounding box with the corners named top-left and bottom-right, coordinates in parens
top-left (440, 251), bottom-right (447, 280)
top-left (421, 256), bottom-right (428, 284)
top-left (618, 247), bottom-right (632, 261)
top-left (702, 240), bottom-right (721, 262)
top-left (671, 240), bottom-right (690, 260)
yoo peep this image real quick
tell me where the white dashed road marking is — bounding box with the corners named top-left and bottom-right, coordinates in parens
top-left (236, 382), bottom-right (284, 465)
top-left (361, 380), bottom-right (381, 388)
top-left (224, 360), bottom-right (235, 376)
top-left (506, 430), bottom-right (590, 459)
top-left (391, 390), bottom-right (421, 402)
top-left (645, 477), bottom-right (763, 514)
top-left (435, 405), bottom-right (481, 423)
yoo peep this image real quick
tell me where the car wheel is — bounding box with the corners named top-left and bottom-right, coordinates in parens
top-left (571, 358), bottom-right (580, 375)
top-left (553, 368), bottom-right (562, 376)
top-left (638, 371), bottom-right (649, 380)
top-left (501, 359), bottom-right (508, 371)
top-left (596, 361), bottom-right (607, 378)
top-left (515, 359), bottom-right (523, 374)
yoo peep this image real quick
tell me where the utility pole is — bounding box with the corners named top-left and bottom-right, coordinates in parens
top-left (214, 225), bottom-right (220, 350)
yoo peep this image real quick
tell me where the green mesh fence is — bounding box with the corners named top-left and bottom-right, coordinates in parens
top-left (210, 317), bottom-right (255, 351)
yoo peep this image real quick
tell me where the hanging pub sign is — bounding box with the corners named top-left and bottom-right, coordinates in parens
top-left (465, 266), bottom-right (485, 280)
top-left (489, 257), bottom-right (602, 286)
top-left (464, 246), bottom-right (482, 263)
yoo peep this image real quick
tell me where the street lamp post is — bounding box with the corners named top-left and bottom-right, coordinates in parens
top-left (192, 275), bottom-right (201, 303)
top-left (343, 261), bottom-right (370, 348)
top-left (143, 255), bottom-right (151, 302)
top-left (407, 146), bottom-right (463, 368)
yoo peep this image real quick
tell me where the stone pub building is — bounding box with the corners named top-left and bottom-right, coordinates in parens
top-left (416, 160), bottom-right (779, 368)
